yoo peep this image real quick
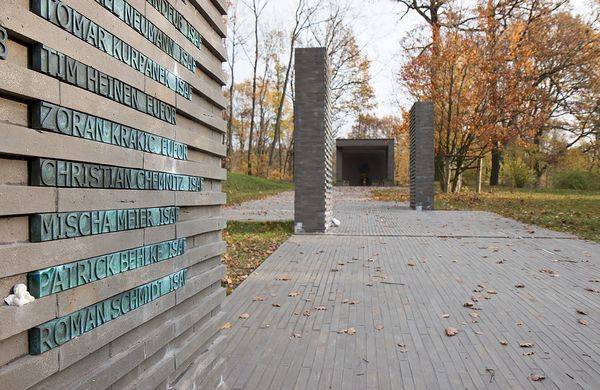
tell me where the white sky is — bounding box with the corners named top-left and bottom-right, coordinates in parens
top-left (230, 0), bottom-right (592, 128)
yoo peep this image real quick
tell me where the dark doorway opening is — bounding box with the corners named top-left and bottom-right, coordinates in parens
top-left (336, 139), bottom-right (395, 186)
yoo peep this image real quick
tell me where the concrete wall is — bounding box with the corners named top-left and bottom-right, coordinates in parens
top-left (0, 0), bottom-right (228, 388)
top-left (294, 47), bottom-right (333, 233)
top-left (409, 102), bottom-right (435, 210)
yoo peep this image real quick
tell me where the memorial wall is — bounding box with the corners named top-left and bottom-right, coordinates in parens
top-left (0, 0), bottom-right (229, 388)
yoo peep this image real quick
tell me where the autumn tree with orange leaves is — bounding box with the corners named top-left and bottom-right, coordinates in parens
top-left (398, 0), bottom-right (600, 191)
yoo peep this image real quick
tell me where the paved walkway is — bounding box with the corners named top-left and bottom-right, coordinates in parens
top-left (221, 189), bottom-right (600, 389)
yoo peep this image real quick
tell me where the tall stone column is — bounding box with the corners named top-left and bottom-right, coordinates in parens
top-left (409, 102), bottom-right (435, 210)
top-left (294, 47), bottom-right (333, 233)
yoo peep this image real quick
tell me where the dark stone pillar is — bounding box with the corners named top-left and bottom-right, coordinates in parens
top-left (294, 47), bottom-right (333, 232)
top-left (409, 102), bottom-right (435, 210)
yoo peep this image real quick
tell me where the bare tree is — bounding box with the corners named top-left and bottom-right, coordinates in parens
top-left (267, 0), bottom-right (322, 170)
top-left (243, 0), bottom-right (269, 176)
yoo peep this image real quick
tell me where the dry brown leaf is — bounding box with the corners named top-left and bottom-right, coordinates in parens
top-left (471, 296), bottom-right (481, 302)
top-left (463, 301), bottom-right (475, 307)
top-left (475, 331), bottom-right (483, 335)
top-left (314, 306), bottom-right (327, 311)
top-left (349, 300), bottom-right (360, 305)
top-left (366, 283), bottom-right (374, 287)
top-left (337, 329), bottom-right (347, 334)
top-left (331, 268), bottom-right (340, 272)
top-left (487, 290), bottom-right (497, 294)
top-left (398, 343), bottom-right (408, 353)
top-left (523, 351), bottom-right (535, 356)
top-left (222, 322), bottom-right (232, 330)
top-left (342, 299), bottom-right (349, 304)
top-left (303, 310), bottom-right (311, 317)
top-left (585, 287), bottom-right (600, 293)
top-left (469, 312), bottom-right (479, 318)
top-left (276, 276), bottom-right (291, 281)
top-left (529, 373), bottom-right (545, 381)
top-left (442, 314), bottom-right (450, 319)
top-left (516, 321), bottom-right (524, 326)
top-left (407, 263), bottom-right (416, 267)
top-left (272, 303), bottom-right (281, 307)
top-left (515, 283), bottom-right (525, 288)
top-left (576, 309), bottom-right (587, 315)
top-left (253, 296), bottom-right (265, 302)
top-left (473, 286), bottom-right (484, 292)
top-left (500, 340), bottom-right (508, 346)
top-left (445, 327), bottom-right (459, 336)
top-left (589, 279), bottom-right (600, 283)
top-left (239, 313), bottom-right (250, 319)
top-left (540, 269), bottom-right (559, 277)
top-left (288, 292), bottom-right (301, 297)
top-left (292, 333), bottom-right (302, 338)
top-left (578, 319), bottom-right (589, 326)
top-left (347, 327), bottom-right (357, 335)
top-left (520, 342), bottom-right (534, 348)
top-left (375, 324), bottom-right (384, 331)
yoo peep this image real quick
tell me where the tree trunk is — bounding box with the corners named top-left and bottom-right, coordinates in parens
top-left (489, 144), bottom-right (501, 186)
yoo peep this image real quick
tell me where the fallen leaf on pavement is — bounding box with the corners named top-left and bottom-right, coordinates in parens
top-left (375, 324), bottom-right (384, 331)
top-left (469, 312), bottom-right (480, 318)
top-left (585, 287), bottom-right (600, 293)
top-left (578, 319), bottom-right (589, 326)
top-left (398, 343), bottom-right (408, 353)
top-left (222, 322), bottom-right (232, 330)
top-left (487, 290), bottom-right (497, 294)
top-left (446, 327), bottom-right (459, 336)
top-left (529, 374), bottom-right (545, 381)
top-left (540, 269), bottom-right (559, 277)
top-left (407, 263), bottom-right (416, 267)
top-left (239, 313), bottom-right (250, 319)
top-left (288, 292), bottom-right (301, 297)
top-left (515, 283), bottom-right (525, 288)
top-left (523, 351), bottom-right (534, 356)
top-left (276, 276), bottom-right (291, 281)
top-left (337, 329), bottom-right (347, 334)
top-left (253, 296), bottom-right (265, 301)
top-left (347, 327), bottom-right (357, 335)
top-left (349, 300), bottom-right (360, 305)
top-left (475, 331), bottom-right (483, 335)
top-left (303, 310), bottom-right (311, 317)
top-left (442, 314), bottom-right (450, 318)
top-left (500, 340), bottom-right (508, 346)
top-left (463, 301), bottom-right (475, 307)
top-left (314, 306), bottom-right (327, 311)
top-left (520, 342), bottom-right (534, 348)
top-left (576, 309), bottom-right (587, 315)
top-left (272, 303), bottom-right (281, 307)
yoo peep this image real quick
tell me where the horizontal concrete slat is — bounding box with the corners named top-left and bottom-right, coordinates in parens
top-left (189, 0), bottom-right (227, 38)
top-left (0, 123), bottom-right (225, 180)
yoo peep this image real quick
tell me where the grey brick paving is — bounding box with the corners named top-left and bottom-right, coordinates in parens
top-left (221, 190), bottom-right (599, 389)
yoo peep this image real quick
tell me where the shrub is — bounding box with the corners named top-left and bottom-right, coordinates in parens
top-left (504, 158), bottom-right (534, 188)
top-left (553, 170), bottom-right (600, 190)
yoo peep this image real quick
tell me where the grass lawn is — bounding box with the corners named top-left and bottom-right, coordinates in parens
top-left (373, 187), bottom-right (600, 242)
top-left (223, 172), bottom-right (293, 205)
top-left (222, 221), bottom-right (293, 294)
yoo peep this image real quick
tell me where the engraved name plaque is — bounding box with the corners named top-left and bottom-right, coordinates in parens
top-left (28, 238), bottom-right (186, 298)
top-left (31, 102), bottom-right (188, 160)
top-left (95, 0), bottom-right (196, 72)
top-left (30, 206), bottom-right (180, 242)
top-left (29, 269), bottom-right (187, 354)
top-left (31, 45), bottom-right (177, 125)
top-left (31, 0), bottom-right (193, 100)
top-left (30, 158), bottom-right (204, 191)
top-left (0, 26), bottom-right (7, 61)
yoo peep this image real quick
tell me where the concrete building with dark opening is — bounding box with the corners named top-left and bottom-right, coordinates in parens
top-left (336, 139), bottom-right (395, 186)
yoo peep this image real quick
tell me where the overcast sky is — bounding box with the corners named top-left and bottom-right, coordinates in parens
top-left (231, 0), bottom-right (592, 129)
